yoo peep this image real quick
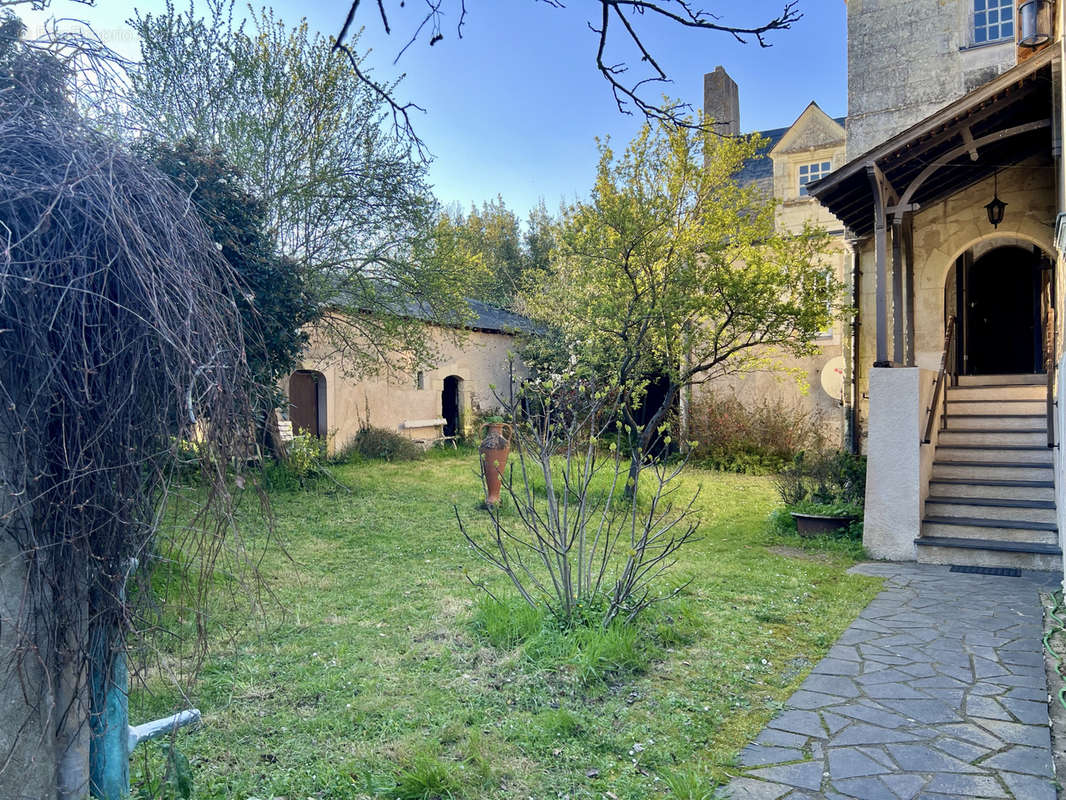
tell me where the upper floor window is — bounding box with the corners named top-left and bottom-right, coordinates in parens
top-left (973, 0), bottom-right (1014, 44)
top-left (798, 161), bottom-right (831, 196)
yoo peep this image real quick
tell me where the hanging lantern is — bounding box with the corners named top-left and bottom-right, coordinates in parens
top-left (985, 169), bottom-right (1007, 229)
top-left (1019, 0), bottom-right (1052, 48)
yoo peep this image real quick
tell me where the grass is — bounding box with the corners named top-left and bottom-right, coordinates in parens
top-left (130, 454), bottom-right (881, 799)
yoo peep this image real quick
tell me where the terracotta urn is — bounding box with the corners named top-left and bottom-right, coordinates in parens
top-left (479, 421), bottom-right (512, 506)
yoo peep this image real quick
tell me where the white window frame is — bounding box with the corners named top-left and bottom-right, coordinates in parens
top-left (972, 0), bottom-right (1014, 45)
top-left (799, 161), bottom-right (832, 197)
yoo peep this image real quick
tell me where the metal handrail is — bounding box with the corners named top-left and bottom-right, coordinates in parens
top-left (1047, 307), bottom-right (1056, 449)
top-left (923, 315), bottom-right (956, 444)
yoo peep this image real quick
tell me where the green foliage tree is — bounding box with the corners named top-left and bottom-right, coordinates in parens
top-left (145, 139), bottom-right (313, 394)
top-left (524, 117), bottom-right (841, 483)
top-left (121, 0), bottom-right (473, 375)
top-left (435, 197), bottom-right (555, 308)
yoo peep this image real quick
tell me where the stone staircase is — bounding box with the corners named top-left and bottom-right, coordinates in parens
top-left (916, 374), bottom-right (1062, 570)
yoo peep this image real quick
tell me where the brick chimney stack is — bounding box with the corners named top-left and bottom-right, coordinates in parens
top-left (703, 66), bottom-right (740, 135)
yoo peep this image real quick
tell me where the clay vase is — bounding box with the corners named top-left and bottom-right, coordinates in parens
top-left (479, 422), bottom-right (512, 506)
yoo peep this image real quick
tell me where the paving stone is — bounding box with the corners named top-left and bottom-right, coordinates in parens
top-left (932, 736), bottom-right (987, 762)
top-left (821, 712), bottom-right (851, 734)
top-left (831, 724), bottom-right (920, 746)
top-left (923, 773), bottom-right (1008, 797)
top-left (1000, 696), bottom-right (1049, 725)
top-left (799, 674), bottom-right (860, 698)
top-left (786, 690), bottom-right (845, 710)
top-left (827, 747), bottom-right (892, 779)
top-left (747, 761), bottom-right (825, 791)
top-left (972, 717), bottom-right (1052, 747)
top-left (755, 729), bottom-right (809, 748)
top-left (879, 773), bottom-right (926, 799)
top-left (833, 704), bottom-right (911, 728)
top-left (726, 565), bottom-right (1057, 800)
top-left (723, 777), bottom-right (792, 799)
top-left (998, 771), bottom-right (1057, 800)
top-left (812, 657), bottom-right (862, 676)
top-left (1004, 686), bottom-right (1047, 702)
top-left (873, 698), bottom-right (962, 724)
top-left (739, 745), bottom-right (806, 767)
top-left (964, 694), bottom-right (1011, 721)
top-left (767, 710), bottom-right (826, 739)
top-left (979, 744), bottom-right (1054, 776)
top-left (862, 682), bottom-right (930, 699)
top-left (829, 776), bottom-right (897, 799)
top-left (883, 744), bottom-right (985, 773)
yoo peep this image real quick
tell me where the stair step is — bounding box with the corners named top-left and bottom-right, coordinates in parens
top-left (937, 430), bottom-right (1049, 447)
top-left (922, 517), bottom-right (1058, 543)
top-left (956, 374), bottom-right (1046, 386)
top-left (945, 400), bottom-right (1046, 415)
top-left (924, 499), bottom-right (1057, 524)
top-left (947, 385), bottom-right (1046, 401)
top-left (916, 537), bottom-right (1062, 570)
top-left (932, 462), bottom-right (1053, 481)
top-left (933, 446), bottom-right (1052, 464)
top-left (943, 414), bottom-right (1046, 430)
top-left (928, 479), bottom-right (1055, 501)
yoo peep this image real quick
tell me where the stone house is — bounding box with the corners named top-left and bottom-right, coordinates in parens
top-left (286, 300), bottom-right (531, 452)
top-left (808, 0), bottom-right (1064, 573)
top-left (698, 67), bottom-right (852, 449)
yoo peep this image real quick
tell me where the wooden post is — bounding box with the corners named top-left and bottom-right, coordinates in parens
top-left (867, 163), bottom-right (891, 366)
top-left (903, 213), bottom-right (917, 366)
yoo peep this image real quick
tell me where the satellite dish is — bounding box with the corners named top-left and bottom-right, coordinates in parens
top-left (820, 356), bottom-right (846, 401)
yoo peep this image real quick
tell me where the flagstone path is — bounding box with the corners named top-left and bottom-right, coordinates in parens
top-left (725, 562), bottom-right (1062, 800)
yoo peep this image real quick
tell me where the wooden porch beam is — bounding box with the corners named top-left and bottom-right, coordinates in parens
top-left (867, 162), bottom-right (891, 366)
top-left (903, 214), bottom-right (916, 367)
top-left (895, 119), bottom-right (1052, 215)
top-left (892, 217), bottom-right (904, 364)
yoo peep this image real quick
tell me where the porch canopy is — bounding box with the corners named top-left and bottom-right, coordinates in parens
top-left (808, 47), bottom-right (1056, 366)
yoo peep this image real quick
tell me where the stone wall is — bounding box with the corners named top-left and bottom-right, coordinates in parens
top-left (291, 324), bottom-right (526, 452)
top-left (847, 0), bottom-right (1016, 158)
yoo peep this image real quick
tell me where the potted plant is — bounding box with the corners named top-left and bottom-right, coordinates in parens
top-left (479, 415), bottom-right (512, 506)
top-left (789, 500), bottom-right (862, 537)
top-left (774, 451), bottom-right (866, 539)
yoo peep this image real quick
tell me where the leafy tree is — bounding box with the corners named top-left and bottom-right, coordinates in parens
top-left (523, 117), bottom-right (841, 485)
top-left (436, 197), bottom-right (555, 308)
top-left (121, 0), bottom-right (473, 376)
top-left (144, 139), bottom-right (314, 394)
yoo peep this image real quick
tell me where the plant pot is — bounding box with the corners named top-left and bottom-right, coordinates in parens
top-left (479, 422), bottom-right (512, 506)
top-left (791, 512), bottom-right (859, 538)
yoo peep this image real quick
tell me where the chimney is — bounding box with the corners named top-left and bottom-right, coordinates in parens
top-left (703, 66), bottom-right (740, 135)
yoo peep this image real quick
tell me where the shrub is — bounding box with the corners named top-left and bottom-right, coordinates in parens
top-left (688, 392), bottom-right (829, 474)
top-left (349, 425), bottom-right (424, 462)
top-left (774, 450), bottom-right (866, 508)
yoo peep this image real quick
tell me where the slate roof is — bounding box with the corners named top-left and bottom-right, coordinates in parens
top-left (736, 117), bottom-right (846, 187)
top-left (399, 297), bottom-right (537, 335)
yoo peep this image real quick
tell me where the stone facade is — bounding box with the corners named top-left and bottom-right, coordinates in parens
top-left (699, 72), bottom-right (850, 447)
top-left (846, 0), bottom-right (1017, 158)
top-left (289, 322), bottom-right (525, 453)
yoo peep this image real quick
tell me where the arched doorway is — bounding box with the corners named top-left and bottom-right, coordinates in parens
top-left (442, 375), bottom-right (463, 437)
top-left (288, 370), bottom-right (326, 437)
top-left (949, 244), bottom-right (1053, 375)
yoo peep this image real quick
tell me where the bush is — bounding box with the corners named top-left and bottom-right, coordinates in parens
top-left (348, 425), bottom-right (424, 462)
top-left (687, 393), bottom-right (828, 474)
top-left (774, 450), bottom-right (866, 508)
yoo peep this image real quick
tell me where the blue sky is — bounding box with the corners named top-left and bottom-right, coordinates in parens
top-left (19, 1), bottom-right (847, 219)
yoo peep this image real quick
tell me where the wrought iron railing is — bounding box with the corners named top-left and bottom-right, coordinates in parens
top-left (923, 315), bottom-right (956, 444)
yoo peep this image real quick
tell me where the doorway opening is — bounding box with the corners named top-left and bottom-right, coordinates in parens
top-left (288, 370), bottom-right (326, 437)
top-left (442, 375), bottom-right (463, 437)
top-left (949, 244), bottom-right (1053, 375)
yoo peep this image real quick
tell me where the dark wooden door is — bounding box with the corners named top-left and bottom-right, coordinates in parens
top-left (289, 372), bottom-right (319, 436)
top-left (966, 247), bottom-right (1039, 375)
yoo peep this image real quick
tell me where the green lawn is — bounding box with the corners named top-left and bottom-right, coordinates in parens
top-left (132, 453), bottom-right (881, 799)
